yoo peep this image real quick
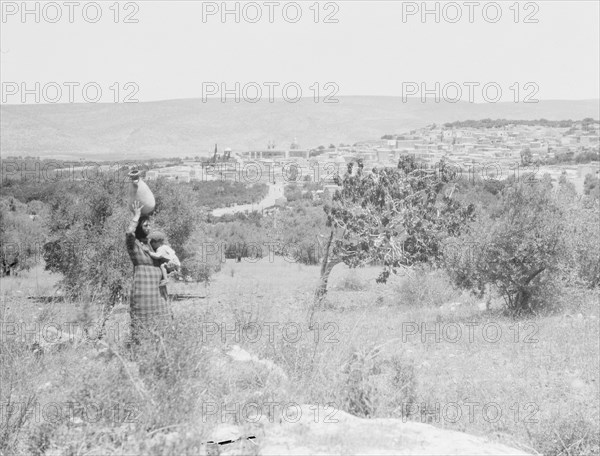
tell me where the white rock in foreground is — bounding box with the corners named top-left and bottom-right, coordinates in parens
top-left (213, 404), bottom-right (531, 456)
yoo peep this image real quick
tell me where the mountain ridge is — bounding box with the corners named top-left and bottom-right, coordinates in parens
top-left (2, 97), bottom-right (598, 160)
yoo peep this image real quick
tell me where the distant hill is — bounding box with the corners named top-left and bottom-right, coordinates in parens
top-left (1, 97), bottom-right (598, 160)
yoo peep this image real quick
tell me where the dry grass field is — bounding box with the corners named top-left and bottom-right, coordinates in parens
top-left (1, 258), bottom-right (598, 455)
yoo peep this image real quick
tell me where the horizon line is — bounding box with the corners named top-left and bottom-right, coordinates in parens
top-left (1, 95), bottom-right (600, 107)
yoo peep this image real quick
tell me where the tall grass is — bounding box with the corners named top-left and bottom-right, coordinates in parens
top-left (1, 260), bottom-right (598, 454)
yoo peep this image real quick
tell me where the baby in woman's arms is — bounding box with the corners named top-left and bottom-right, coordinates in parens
top-left (148, 231), bottom-right (180, 286)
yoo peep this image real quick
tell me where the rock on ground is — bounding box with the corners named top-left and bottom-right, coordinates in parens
top-left (210, 404), bottom-right (531, 456)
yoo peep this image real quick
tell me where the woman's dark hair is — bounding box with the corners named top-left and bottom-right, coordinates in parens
top-left (135, 215), bottom-right (150, 241)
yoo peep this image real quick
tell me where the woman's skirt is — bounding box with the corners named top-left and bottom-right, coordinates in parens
top-left (130, 264), bottom-right (172, 342)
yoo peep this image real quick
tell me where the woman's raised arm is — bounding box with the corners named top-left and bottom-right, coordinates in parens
top-left (127, 200), bottom-right (144, 235)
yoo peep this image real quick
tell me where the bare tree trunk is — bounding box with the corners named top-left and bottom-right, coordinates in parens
top-left (511, 267), bottom-right (546, 314)
top-left (308, 230), bottom-right (340, 327)
top-left (315, 257), bottom-right (339, 303)
top-left (485, 283), bottom-right (492, 311)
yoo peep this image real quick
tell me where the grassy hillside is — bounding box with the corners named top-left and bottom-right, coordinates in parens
top-left (1, 259), bottom-right (598, 454)
top-left (1, 97), bottom-right (599, 160)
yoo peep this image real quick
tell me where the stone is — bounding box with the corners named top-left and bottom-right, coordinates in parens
top-left (209, 404), bottom-right (531, 456)
top-left (226, 345), bottom-right (289, 384)
top-left (36, 325), bottom-right (86, 353)
top-left (201, 349), bottom-right (530, 455)
top-left (439, 302), bottom-right (461, 312)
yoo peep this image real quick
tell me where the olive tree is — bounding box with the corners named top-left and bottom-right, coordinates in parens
top-left (444, 182), bottom-right (567, 315)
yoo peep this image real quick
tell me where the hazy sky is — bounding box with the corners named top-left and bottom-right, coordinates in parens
top-left (1, 1), bottom-right (599, 104)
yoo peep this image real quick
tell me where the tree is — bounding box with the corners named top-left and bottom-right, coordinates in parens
top-left (520, 148), bottom-right (532, 166)
top-left (284, 184), bottom-right (303, 202)
top-left (286, 164), bottom-right (299, 183)
top-left (43, 176), bottom-right (215, 310)
top-left (149, 178), bottom-right (206, 262)
top-left (180, 231), bottom-right (222, 283)
top-left (445, 182), bottom-right (566, 315)
top-left (558, 171), bottom-right (568, 185)
top-left (541, 173), bottom-right (553, 189)
top-left (43, 179), bottom-right (131, 305)
top-left (0, 198), bottom-right (45, 275)
top-left (583, 173), bottom-right (600, 198)
top-left (203, 219), bottom-right (269, 261)
top-left (277, 202), bottom-right (328, 265)
top-left (313, 157), bottom-right (474, 309)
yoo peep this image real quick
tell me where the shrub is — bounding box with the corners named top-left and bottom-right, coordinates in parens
top-left (396, 266), bottom-right (459, 307)
top-left (530, 411), bottom-right (600, 456)
top-left (0, 306), bottom-right (41, 455)
top-left (338, 345), bottom-right (417, 419)
top-left (134, 319), bottom-right (210, 431)
top-left (561, 197), bottom-right (600, 288)
top-left (284, 184), bottom-right (303, 202)
top-left (277, 203), bottom-right (328, 266)
top-left (0, 197), bottom-right (46, 275)
top-left (445, 182), bottom-right (567, 315)
top-left (180, 233), bottom-right (223, 283)
top-left (335, 270), bottom-right (368, 291)
top-left (204, 220), bottom-right (268, 261)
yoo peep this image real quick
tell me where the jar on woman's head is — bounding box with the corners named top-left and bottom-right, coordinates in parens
top-left (135, 215), bottom-right (151, 241)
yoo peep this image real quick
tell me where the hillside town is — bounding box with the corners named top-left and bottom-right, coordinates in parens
top-left (144, 119), bottom-right (599, 197)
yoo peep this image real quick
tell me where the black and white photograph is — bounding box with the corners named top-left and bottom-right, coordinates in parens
top-left (1, 1), bottom-right (599, 454)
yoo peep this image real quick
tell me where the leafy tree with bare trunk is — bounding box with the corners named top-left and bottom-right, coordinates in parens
top-left (311, 157), bottom-right (474, 318)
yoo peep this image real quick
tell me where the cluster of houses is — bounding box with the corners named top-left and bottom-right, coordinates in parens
top-left (143, 120), bottom-right (599, 196)
top-left (354, 121), bottom-right (599, 169)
